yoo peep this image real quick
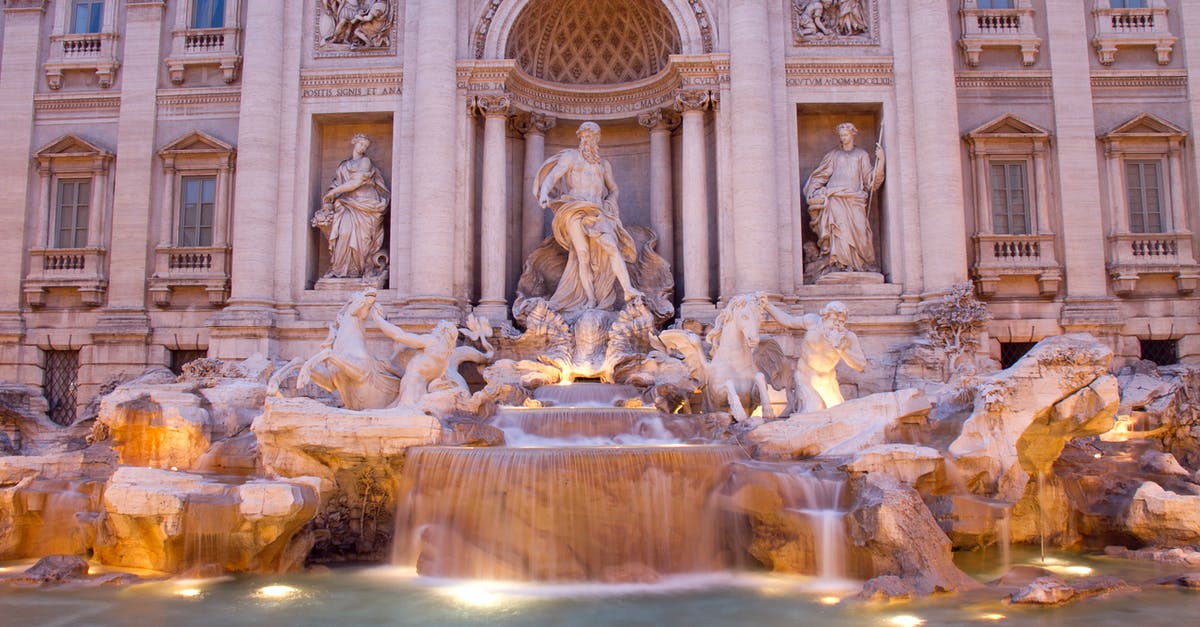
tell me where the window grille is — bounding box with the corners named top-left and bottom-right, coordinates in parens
top-left (44, 350), bottom-right (79, 426)
top-left (1139, 339), bottom-right (1177, 366)
top-left (1000, 341), bottom-right (1037, 369)
top-left (170, 349), bottom-right (208, 375)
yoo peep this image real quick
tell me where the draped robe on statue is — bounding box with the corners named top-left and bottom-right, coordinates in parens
top-left (535, 151), bottom-right (639, 313)
top-left (804, 146), bottom-right (878, 272)
top-left (325, 156), bottom-right (389, 278)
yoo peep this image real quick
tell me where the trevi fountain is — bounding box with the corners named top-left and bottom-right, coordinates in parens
top-left (1, 1), bottom-right (1200, 624)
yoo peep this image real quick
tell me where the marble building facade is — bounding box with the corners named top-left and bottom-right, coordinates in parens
top-left (0, 0), bottom-right (1198, 420)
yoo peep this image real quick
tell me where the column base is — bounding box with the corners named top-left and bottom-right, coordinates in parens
top-left (472, 301), bottom-right (509, 324)
top-left (401, 296), bottom-right (465, 323)
top-left (1059, 299), bottom-right (1122, 335)
top-left (209, 304), bottom-right (279, 361)
top-left (679, 300), bottom-right (717, 323)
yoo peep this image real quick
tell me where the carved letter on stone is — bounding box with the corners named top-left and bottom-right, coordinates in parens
top-left (319, 0), bottom-right (393, 50)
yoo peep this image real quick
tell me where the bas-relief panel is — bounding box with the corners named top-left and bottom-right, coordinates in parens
top-left (313, 0), bottom-right (400, 58)
top-left (791, 0), bottom-right (879, 48)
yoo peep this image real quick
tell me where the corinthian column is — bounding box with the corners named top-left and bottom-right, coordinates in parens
top-left (674, 91), bottom-right (714, 316)
top-left (408, 0), bottom-right (459, 308)
top-left (514, 112), bottom-right (556, 261)
top-left (475, 94), bottom-right (511, 320)
top-left (728, 0), bottom-right (780, 294)
top-left (638, 109), bottom-right (679, 266)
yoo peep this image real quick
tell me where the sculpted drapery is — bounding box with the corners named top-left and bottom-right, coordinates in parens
top-left (319, 133), bottom-right (389, 279)
top-left (804, 122), bottom-right (884, 273)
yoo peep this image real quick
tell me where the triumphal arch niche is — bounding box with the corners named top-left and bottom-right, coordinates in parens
top-left (463, 0), bottom-right (723, 322)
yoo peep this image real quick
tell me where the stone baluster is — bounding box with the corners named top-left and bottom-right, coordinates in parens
top-left (514, 112), bottom-right (556, 261)
top-left (637, 109), bottom-right (679, 267)
top-left (675, 91), bottom-right (714, 316)
top-left (475, 94), bottom-right (512, 320)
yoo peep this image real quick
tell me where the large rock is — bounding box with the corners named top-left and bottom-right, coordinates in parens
top-left (95, 467), bottom-right (317, 573)
top-left (949, 334), bottom-right (1117, 502)
top-left (252, 397), bottom-right (442, 561)
top-left (842, 444), bottom-right (944, 488)
top-left (845, 473), bottom-right (979, 594)
top-left (1123, 481), bottom-right (1200, 545)
top-left (97, 385), bottom-right (213, 470)
top-left (746, 388), bottom-right (931, 459)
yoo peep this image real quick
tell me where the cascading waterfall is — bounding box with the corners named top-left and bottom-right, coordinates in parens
top-left (393, 384), bottom-right (747, 581)
top-left (777, 468), bottom-right (850, 581)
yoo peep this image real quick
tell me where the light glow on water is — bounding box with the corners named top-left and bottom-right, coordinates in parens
top-left (887, 615), bottom-right (925, 627)
top-left (818, 596), bottom-right (841, 606)
top-left (174, 587), bottom-right (203, 598)
top-left (978, 613), bottom-right (1006, 621)
top-left (255, 584), bottom-right (301, 599)
top-left (442, 583), bottom-right (507, 608)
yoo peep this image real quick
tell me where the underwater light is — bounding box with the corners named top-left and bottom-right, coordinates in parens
top-left (255, 584), bottom-right (300, 599)
top-left (174, 587), bottom-right (203, 598)
top-left (978, 613), bottom-right (1005, 621)
top-left (444, 584), bottom-right (504, 608)
top-left (887, 615), bottom-right (925, 627)
top-left (818, 595), bottom-right (841, 606)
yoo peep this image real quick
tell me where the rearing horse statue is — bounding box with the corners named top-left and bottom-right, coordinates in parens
top-left (657, 293), bottom-right (784, 422)
top-left (296, 288), bottom-right (402, 410)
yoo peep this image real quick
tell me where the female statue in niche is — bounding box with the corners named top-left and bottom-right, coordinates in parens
top-left (314, 133), bottom-right (390, 282)
top-left (804, 121), bottom-right (884, 274)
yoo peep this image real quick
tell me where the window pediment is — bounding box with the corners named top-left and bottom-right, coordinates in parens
top-left (158, 130), bottom-right (235, 165)
top-left (35, 134), bottom-right (112, 162)
top-left (1101, 113), bottom-right (1186, 143)
top-left (966, 113), bottom-right (1050, 142)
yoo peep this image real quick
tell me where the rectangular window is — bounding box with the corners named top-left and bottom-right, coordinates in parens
top-left (70, 0), bottom-right (104, 34)
top-left (170, 349), bottom-right (208, 375)
top-left (1000, 341), bottom-right (1037, 369)
top-left (1110, 0), bottom-right (1148, 8)
top-left (44, 349), bottom-right (79, 426)
top-left (179, 176), bottom-right (216, 247)
top-left (1139, 339), bottom-right (1177, 366)
top-left (977, 0), bottom-right (1015, 9)
top-left (989, 161), bottom-right (1029, 235)
top-left (55, 179), bottom-right (90, 248)
top-left (1126, 160), bottom-right (1164, 234)
top-left (192, 0), bottom-right (225, 29)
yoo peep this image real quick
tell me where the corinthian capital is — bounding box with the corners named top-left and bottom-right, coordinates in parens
top-left (511, 111), bottom-right (557, 135)
top-left (674, 90), bottom-right (715, 113)
top-left (638, 109), bottom-right (681, 131)
top-left (472, 94), bottom-right (512, 118)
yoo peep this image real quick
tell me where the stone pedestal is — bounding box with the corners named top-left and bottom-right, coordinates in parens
top-left (815, 272), bottom-right (886, 286)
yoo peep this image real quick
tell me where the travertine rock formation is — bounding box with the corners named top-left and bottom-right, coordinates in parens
top-left (747, 388), bottom-right (931, 459)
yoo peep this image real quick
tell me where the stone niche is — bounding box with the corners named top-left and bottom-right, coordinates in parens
top-left (796, 104), bottom-right (885, 284)
top-left (307, 114), bottom-right (394, 290)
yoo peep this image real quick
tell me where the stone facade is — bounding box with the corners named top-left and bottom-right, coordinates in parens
top-left (1, 0), bottom-right (1198, 414)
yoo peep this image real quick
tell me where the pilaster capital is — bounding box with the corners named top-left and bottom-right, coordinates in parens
top-left (638, 108), bottom-right (680, 131)
top-left (511, 111), bottom-right (556, 135)
top-left (471, 94), bottom-right (512, 119)
top-left (674, 89), bottom-right (715, 113)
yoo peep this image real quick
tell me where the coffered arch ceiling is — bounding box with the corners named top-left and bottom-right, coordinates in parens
top-left (504, 0), bottom-right (683, 85)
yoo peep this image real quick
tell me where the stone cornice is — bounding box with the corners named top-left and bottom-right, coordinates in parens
top-left (300, 69), bottom-right (403, 92)
top-left (157, 87), bottom-right (241, 116)
top-left (3, 0), bottom-right (47, 13)
top-left (457, 54), bottom-right (728, 120)
top-left (784, 57), bottom-right (893, 87)
top-left (1090, 69), bottom-right (1187, 90)
top-left (33, 92), bottom-right (121, 115)
top-left (955, 71), bottom-right (1052, 90)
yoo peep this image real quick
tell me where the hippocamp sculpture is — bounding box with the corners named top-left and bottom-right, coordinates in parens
top-left (656, 293), bottom-right (786, 422)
